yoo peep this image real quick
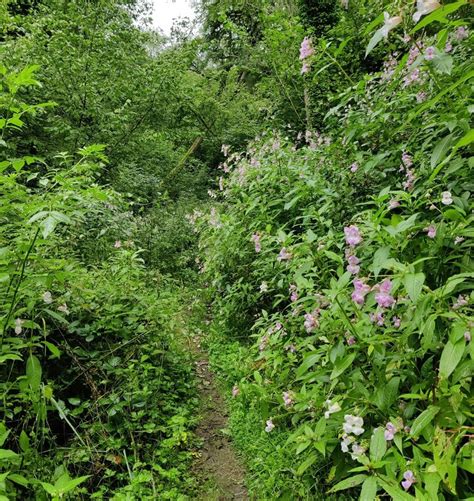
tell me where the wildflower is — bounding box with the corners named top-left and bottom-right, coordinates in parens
top-left (388, 199), bottom-right (400, 210)
top-left (219, 177), bottom-right (224, 191)
top-left (301, 61), bottom-right (311, 75)
top-left (14, 318), bottom-right (24, 335)
top-left (221, 144), bottom-right (230, 157)
top-left (381, 12), bottom-right (402, 38)
top-left (343, 415), bottom-right (364, 436)
top-left (344, 225), bottom-right (362, 247)
top-left (283, 391), bottom-right (294, 407)
top-left (208, 189), bottom-right (217, 199)
top-left (275, 322), bottom-right (283, 332)
top-left (260, 282), bottom-right (268, 293)
top-left (454, 236), bottom-right (464, 245)
top-left (445, 41), bottom-right (453, 53)
top-left (340, 0), bottom-right (349, 9)
top-left (265, 419), bottom-right (275, 433)
top-left (232, 385), bottom-right (240, 397)
top-left (416, 91), bottom-right (427, 103)
top-left (425, 225), bottom-right (437, 239)
top-left (403, 68), bottom-right (422, 87)
top-left (455, 26), bottom-right (469, 41)
top-left (403, 169), bottom-right (416, 191)
top-left (324, 400), bottom-right (341, 419)
top-left (277, 247), bottom-right (292, 262)
top-left (340, 433), bottom-right (355, 452)
top-left (350, 162), bottom-right (358, 173)
top-left (114, 240), bottom-right (122, 248)
top-left (346, 254), bottom-right (360, 275)
top-left (289, 284), bottom-right (298, 302)
top-left (384, 422), bottom-right (397, 441)
top-left (351, 443), bottom-right (366, 460)
top-left (453, 295), bottom-right (468, 310)
top-left (465, 331), bottom-right (471, 342)
top-left (374, 279), bottom-right (395, 308)
top-left (252, 233), bottom-right (261, 253)
top-left (304, 311), bottom-right (319, 333)
top-left (402, 152), bottom-right (413, 168)
top-left (403, 33), bottom-right (411, 43)
top-left (370, 311), bottom-right (385, 326)
top-left (424, 46), bottom-right (436, 60)
top-left (43, 291), bottom-right (53, 304)
top-left (441, 191), bottom-right (453, 205)
top-left (58, 303), bottom-right (70, 315)
top-left (393, 316), bottom-right (401, 328)
top-left (299, 37), bottom-right (314, 60)
top-left (413, 0), bottom-right (441, 23)
top-left (285, 344), bottom-right (296, 353)
top-left (352, 279), bottom-right (370, 306)
top-left (347, 336), bottom-right (356, 346)
top-left (407, 45), bottom-right (421, 65)
top-left (401, 470), bottom-right (416, 491)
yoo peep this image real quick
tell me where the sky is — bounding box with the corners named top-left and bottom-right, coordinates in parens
top-left (151, 0), bottom-right (196, 35)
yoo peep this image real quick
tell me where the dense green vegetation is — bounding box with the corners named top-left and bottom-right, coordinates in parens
top-left (1, 0), bottom-right (473, 499)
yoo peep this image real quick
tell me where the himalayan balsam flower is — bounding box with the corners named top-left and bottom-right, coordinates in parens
top-left (346, 254), bottom-right (360, 275)
top-left (283, 391), bottom-right (294, 407)
top-left (43, 291), bottom-right (53, 304)
top-left (350, 162), bottom-right (358, 173)
top-left (299, 37), bottom-right (314, 60)
top-left (232, 386), bottom-right (240, 397)
top-left (265, 419), bottom-right (275, 433)
top-left (388, 199), bottom-right (400, 210)
top-left (413, 0), bottom-right (441, 23)
top-left (324, 400), bottom-right (341, 419)
top-left (441, 191), bottom-right (453, 205)
top-left (114, 240), bottom-right (122, 248)
top-left (402, 152), bottom-right (413, 168)
top-left (58, 303), bottom-right (70, 315)
top-left (352, 279), bottom-right (370, 306)
top-left (454, 236), bottom-right (465, 245)
top-left (424, 46), bottom-right (436, 60)
top-left (347, 336), bottom-right (356, 346)
top-left (304, 311), bottom-right (319, 333)
top-left (374, 279), bottom-right (395, 308)
top-left (425, 225), bottom-right (437, 239)
top-left (384, 422), bottom-right (397, 441)
top-left (402, 470), bottom-right (416, 491)
top-left (453, 295), bottom-right (468, 310)
top-left (252, 233), bottom-right (261, 253)
top-left (341, 433), bottom-right (355, 452)
top-left (344, 225), bottom-right (362, 247)
top-left (455, 26), bottom-right (469, 41)
top-left (277, 247), bottom-right (292, 262)
top-left (14, 318), bottom-right (24, 335)
top-left (351, 443), bottom-right (366, 460)
top-left (381, 12), bottom-right (402, 38)
top-left (370, 311), bottom-right (385, 326)
top-left (259, 282), bottom-right (268, 293)
top-left (301, 61), bottom-right (310, 75)
top-left (445, 41), bottom-right (453, 53)
top-left (289, 284), bottom-right (298, 302)
top-left (393, 316), bottom-right (401, 328)
top-left (343, 415), bottom-right (364, 436)
top-left (285, 344), bottom-right (296, 353)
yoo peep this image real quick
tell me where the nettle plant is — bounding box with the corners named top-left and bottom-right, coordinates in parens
top-left (200, 3), bottom-right (473, 500)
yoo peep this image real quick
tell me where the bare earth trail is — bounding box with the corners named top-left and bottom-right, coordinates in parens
top-left (187, 334), bottom-right (248, 500)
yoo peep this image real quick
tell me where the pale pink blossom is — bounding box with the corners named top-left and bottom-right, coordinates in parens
top-left (424, 46), bottom-right (436, 60)
top-left (352, 279), bottom-right (370, 305)
top-left (393, 316), bottom-right (401, 328)
top-left (384, 422), bottom-right (397, 441)
top-left (413, 0), bottom-right (441, 23)
top-left (344, 225), bottom-right (362, 247)
top-left (464, 331), bottom-right (471, 342)
top-left (388, 199), bottom-right (400, 210)
top-left (43, 291), bottom-right (53, 304)
top-left (259, 282), bottom-right (268, 293)
top-left (454, 236), bottom-right (464, 245)
top-left (299, 37), bottom-right (314, 60)
top-left (416, 91), bottom-right (427, 103)
top-left (402, 470), bottom-right (416, 491)
top-left (370, 311), bottom-right (385, 326)
top-left (455, 26), bottom-right (469, 41)
top-left (324, 400), bottom-right (341, 419)
top-left (282, 391), bottom-right (294, 407)
top-left (265, 419), bottom-right (275, 432)
top-left (343, 415), bottom-right (364, 436)
top-left (347, 336), bottom-right (356, 346)
top-left (289, 284), bottom-right (298, 302)
top-left (58, 303), bottom-right (70, 315)
top-left (445, 42), bottom-right (453, 53)
top-left (381, 12), bottom-right (402, 38)
top-left (374, 279), bottom-right (395, 308)
top-left (277, 247), bottom-right (292, 262)
top-left (304, 311), bottom-right (319, 333)
top-left (350, 162), bottom-right (358, 173)
top-left (14, 318), bottom-right (24, 335)
top-left (441, 191), bottom-right (453, 205)
top-left (232, 385), bottom-right (240, 397)
top-left (114, 240), bottom-right (122, 248)
top-left (252, 233), bottom-right (261, 253)
top-left (425, 225), bottom-right (437, 239)
top-left (453, 295), bottom-right (468, 310)
top-left (346, 254), bottom-right (360, 275)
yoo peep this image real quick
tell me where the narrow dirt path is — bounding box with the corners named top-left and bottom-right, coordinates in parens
top-left (189, 335), bottom-right (248, 500)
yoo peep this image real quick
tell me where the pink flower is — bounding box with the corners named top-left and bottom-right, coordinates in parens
top-left (403, 169), bottom-right (416, 191)
top-left (285, 344), bottom-right (296, 353)
top-left (350, 162), bottom-right (358, 173)
top-left (374, 279), bottom-right (395, 308)
top-left (277, 247), bottom-right (292, 262)
top-left (282, 391), bottom-right (294, 407)
top-left (370, 311), bottom-right (385, 326)
top-left (232, 385), bottom-right (240, 397)
top-left (384, 422), bottom-right (397, 441)
top-left (289, 284), bottom-right (298, 302)
top-left (416, 91), bottom-right (427, 103)
top-left (221, 144), bottom-right (230, 157)
top-left (346, 254), bottom-right (360, 275)
top-left (388, 199), bottom-right (400, 210)
top-left (413, 0), bottom-right (441, 23)
top-left (265, 419), bottom-right (275, 432)
top-left (425, 225), bottom-right (437, 239)
top-left (351, 279), bottom-right (370, 305)
top-left (301, 61), bottom-right (311, 74)
top-left (347, 336), bottom-right (356, 346)
top-left (114, 240), bottom-right (122, 248)
top-left (402, 152), bottom-right (413, 168)
top-left (344, 225), bottom-right (362, 247)
top-left (393, 316), bottom-right (401, 328)
top-left (424, 46), bottom-right (436, 60)
top-left (252, 233), bottom-right (261, 253)
top-left (381, 12), bottom-right (402, 38)
top-left (455, 26), bottom-right (469, 41)
top-left (299, 37), bottom-right (314, 60)
top-left (464, 331), bottom-right (471, 342)
top-left (401, 470), bottom-right (416, 491)
top-left (453, 295), bottom-right (468, 310)
top-left (14, 318), bottom-right (24, 335)
top-left (445, 42), bottom-right (453, 53)
top-left (304, 311), bottom-right (319, 333)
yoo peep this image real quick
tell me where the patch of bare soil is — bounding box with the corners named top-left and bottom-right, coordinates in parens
top-left (190, 337), bottom-right (248, 500)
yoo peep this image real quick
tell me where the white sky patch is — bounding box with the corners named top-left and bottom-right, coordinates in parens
top-left (152, 0), bottom-right (196, 35)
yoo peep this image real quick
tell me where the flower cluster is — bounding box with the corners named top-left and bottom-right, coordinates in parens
top-left (304, 309), bottom-right (320, 333)
top-left (252, 233), bottom-right (261, 253)
top-left (299, 37), bottom-right (314, 74)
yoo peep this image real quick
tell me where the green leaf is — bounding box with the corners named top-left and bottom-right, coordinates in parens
top-left (365, 29), bottom-right (384, 58)
top-left (432, 54), bottom-right (453, 75)
top-left (360, 476), bottom-right (378, 501)
top-left (329, 474), bottom-right (367, 492)
top-left (439, 339), bottom-right (465, 379)
top-left (453, 128), bottom-right (474, 151)
top-left (19, 431), bottom-right (30, 452)
top-left (410, 406), bottom-right (440, 437)
top-left (370, 427), bottom-right (386, 462)
top-left (0, 449), bottom-right (19, 461)
top-left (431, 134), bottom-right (453, 169)
top-left (296, 454), bottom-right (317, 476)
top-left (330, 353), bottom-right (356, 380)
top-left (378, 477), bottom-right (415, 500)
top-left (26, 355), bottom-right (42, 391)
top-left (403, 272), bottom-right (425, 302)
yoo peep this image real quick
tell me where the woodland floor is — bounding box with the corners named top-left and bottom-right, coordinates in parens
top-left (188, 334), bottom-right (248, 500)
